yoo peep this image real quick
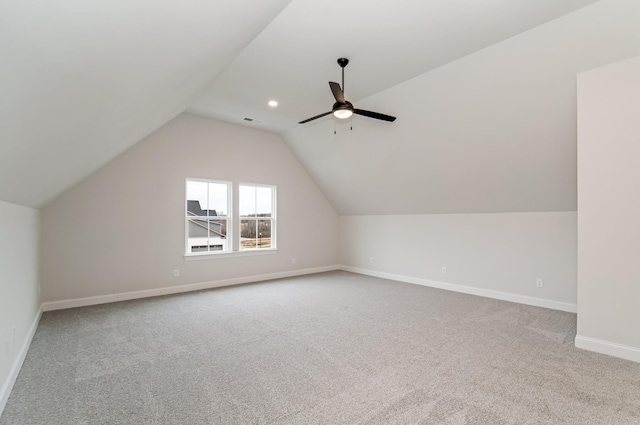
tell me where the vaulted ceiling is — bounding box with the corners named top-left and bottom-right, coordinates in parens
top-left (0, 0), bottom-right (292, 208)
top-left (2, 0), bottom-right (640, 212)
top-left (188, 0), bottom-right (602, 133)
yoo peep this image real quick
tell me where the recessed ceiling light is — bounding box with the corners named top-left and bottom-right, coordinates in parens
top-left (268, 100), bottom-right (278, 107)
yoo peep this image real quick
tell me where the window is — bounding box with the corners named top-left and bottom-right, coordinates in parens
top-left (186, 179), bottom-right (230, 254)
top-left (185, 179), bottom-right (276, 257)
top-left (239, 184), bottom-right (276, 250)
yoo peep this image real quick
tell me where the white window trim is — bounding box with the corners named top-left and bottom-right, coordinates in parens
top-left (184, 248), bottom-right (278, 261)
top-left (185, 178), bottom-right (232, 257)
top-left (184, 180), bottom-right (277, 259)
top-left (239, 182), bottom-right (277, 252)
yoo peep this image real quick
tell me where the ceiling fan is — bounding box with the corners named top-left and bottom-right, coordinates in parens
top-left (299, 58), bottom-right (397, 124)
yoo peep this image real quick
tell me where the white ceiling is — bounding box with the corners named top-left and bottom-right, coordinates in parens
top-left (188, 0), bottom-right (601, 132)
top-left (4, 0), bottom-right (637, 214)
top-left (191, 0), bottom-right (640, 215)
top-left (0, 0), bottom-right (291, 208)
top-left (282, 0), bottom-right (640, 215)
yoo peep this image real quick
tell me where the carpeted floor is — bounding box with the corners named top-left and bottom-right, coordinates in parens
top-left (1, 271), bottom-right (639, 424)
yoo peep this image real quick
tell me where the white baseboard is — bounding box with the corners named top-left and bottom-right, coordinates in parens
top-left (575, 335), bottom-right (640, 363)
top-left (42, 265), bottom-right (340, 312)
top-left (0, 304), bottom-right (43, 417)
top-left (338, 265), bottom-right (577, 313)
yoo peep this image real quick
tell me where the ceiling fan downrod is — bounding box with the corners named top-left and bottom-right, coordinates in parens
top-left (337, 58), bottom-right (349, 97)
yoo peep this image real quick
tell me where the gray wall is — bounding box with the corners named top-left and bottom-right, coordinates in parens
top-left (576, 54), bottom-right (640, 362)
top-left (41, 114), bottom-right (339, 302)
top-left (339, 212), bottom-right (577, 310)
top-left (0, 200), bottom-right (40, 411)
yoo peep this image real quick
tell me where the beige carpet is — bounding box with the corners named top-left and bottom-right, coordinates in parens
top-left (1, 271), bottom-right (639, 424)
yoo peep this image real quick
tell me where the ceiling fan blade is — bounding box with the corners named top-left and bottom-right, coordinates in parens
top-left (329, 82), bottom-right (346, 104)
top-left (354, 109), bottom-right (396, 122)
top-left (299, 111), bottom-right (333, 124)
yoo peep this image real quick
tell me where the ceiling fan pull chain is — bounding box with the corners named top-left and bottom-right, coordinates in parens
top-left (334, 120), bottom-right (337, 135)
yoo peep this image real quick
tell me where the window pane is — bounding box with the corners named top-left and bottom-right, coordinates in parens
top-left (239, 186), bottom-right (256, 217)
top-left (188, 217), bottom-right (209, 252)
top-left (240, 219), bottom-right (256, 249)
top-left (257, 220), bottom-right (271, 248)
top-left (256, 187), bottom-right (272, 217)
top-left (208, 183), bottom-right (228, 217)
top-left (187, 181), bottom-right (228, 218)
top-left (207, 218), bottom-right (227, 251)
top-left (187, 218), bottom-right (227, 253)
top-left (186, 181), bottom-right (208, 216)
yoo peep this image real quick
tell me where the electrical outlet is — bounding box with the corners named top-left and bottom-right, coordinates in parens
top-left (291, 257), bottom-right (297, 264)
top-left (441, 267), bottom-right (447, 275)
top-left (173, 269), bottom-right (180, 277)
top-left (536, 278), bottom-right (544, 288)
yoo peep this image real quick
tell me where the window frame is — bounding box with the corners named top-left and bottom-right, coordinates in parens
top-left (184, 178), bottom-right (232, 257)
top-left (239, 183), bottom-right (277, 252)
top-left (184, 179), bottom-right (277, 259)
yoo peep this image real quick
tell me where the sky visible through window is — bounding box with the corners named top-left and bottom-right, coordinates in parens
top-left (240, 185), bottom-right (272, 217)
top-left (187, 181), bottom-right (272, 217)
top-left (187, 181), bottom-right (228, 216)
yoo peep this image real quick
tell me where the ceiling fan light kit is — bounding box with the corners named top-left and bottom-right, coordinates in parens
top-left (333, 108), bottom-right (353, 119)
top-left (299, 58), bottom-right (396, 126)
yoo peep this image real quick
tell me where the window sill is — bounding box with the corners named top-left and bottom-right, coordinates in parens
top-left (184, 249), bottom-right (278, 261)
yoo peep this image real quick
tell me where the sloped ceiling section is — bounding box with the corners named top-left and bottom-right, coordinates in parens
top-left (282, 0), bottom-right (640, 215)
top-left (4, 0), bottom-right (634, 215)
top-left (0, 0), bottom-right (292, 208)
top-left (188, 0), bottom-right (601, 133)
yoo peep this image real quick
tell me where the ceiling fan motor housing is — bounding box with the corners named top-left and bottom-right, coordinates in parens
top-left (333, 101), bottom-right (353, 112)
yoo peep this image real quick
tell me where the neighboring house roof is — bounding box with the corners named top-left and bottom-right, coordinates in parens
top-left (187, 200), bottom-right (217, 217)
